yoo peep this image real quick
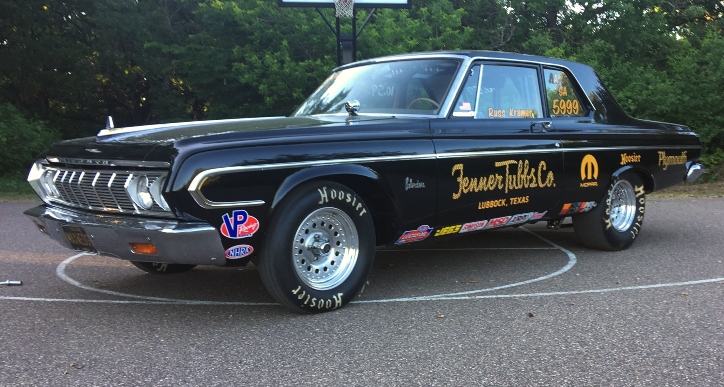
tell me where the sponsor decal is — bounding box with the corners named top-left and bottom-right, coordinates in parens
top-left (658, 151), bottom-right (687, 170)
top-left (580, 154), bottom-right (599, 188)
top-left (530, 211), bottom-right (547, 220)
top-left (434, 225), bottom-right (462, 237)
top-left (452, 159), bottom-right (555, 200)
top-left (460, 220), bottom-right (488, 233)
top-left (292, 286), bottom-right (344, 310)
top-left (484, 216), bottom-right (511, 229)
top-left (317, 186), bottom-right (367, 217)
top-left (220, 210), bottom-right (260, 239)
top-left (620, 153), bottom-right (641, 165)
top-left (405, 177), bottom-right (426, 191)
top-left (395, 225), bottom-right (433, 245)
top-left (507, 212), bottom-right (533, 226)
top-left (457, 211), bottom-right (548, 235)
top-left (225, 244), bottom-right (254, 259)
top-left (559, 202), bottom-right (597, 215)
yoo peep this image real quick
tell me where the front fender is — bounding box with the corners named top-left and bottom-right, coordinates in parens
top-left (272, 164), bottom-right (379, 208)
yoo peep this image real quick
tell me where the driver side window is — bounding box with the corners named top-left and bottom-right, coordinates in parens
top-left (453, 64), bottom-right (543, 119)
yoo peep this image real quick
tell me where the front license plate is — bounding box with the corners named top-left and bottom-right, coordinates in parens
top-left (62, 225), bottom-right (97, 253)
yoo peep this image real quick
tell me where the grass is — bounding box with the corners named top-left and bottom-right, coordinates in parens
top-left (0, 175), bottom-right (39, 202)
top-left (649, 181), bottom-right (724, 198)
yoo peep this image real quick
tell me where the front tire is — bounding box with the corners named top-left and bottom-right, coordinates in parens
top-left (259, 181), bottom-right (375, 313)
top-left (573, 172), bottom-right (646, 251)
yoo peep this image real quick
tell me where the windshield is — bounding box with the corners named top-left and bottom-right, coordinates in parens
top-left (293, 58), bottom-right (461, 116)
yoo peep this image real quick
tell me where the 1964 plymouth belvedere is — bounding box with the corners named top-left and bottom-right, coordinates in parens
top-left (25, 51), bottom-right (704, 313)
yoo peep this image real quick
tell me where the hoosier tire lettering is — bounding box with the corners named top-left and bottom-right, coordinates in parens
top-left (291, 286), bottom-right (344, 310)
top-left (318, 186), bottom-right (367, 217)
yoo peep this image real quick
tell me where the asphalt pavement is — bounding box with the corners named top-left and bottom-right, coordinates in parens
top-left (1, 199), bottom-right (722, 386)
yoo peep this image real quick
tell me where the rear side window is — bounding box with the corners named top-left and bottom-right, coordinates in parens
top-left (544, 68), bottom-right (587, 117)
top-left (453, 64), bottom-right (543, 119)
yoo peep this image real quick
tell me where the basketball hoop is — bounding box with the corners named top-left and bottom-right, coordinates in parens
top-left (334, 0), bottom-right (355, 18)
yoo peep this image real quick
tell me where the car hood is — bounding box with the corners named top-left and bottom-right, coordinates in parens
top-left (40, 115), bottom-right (424, 164)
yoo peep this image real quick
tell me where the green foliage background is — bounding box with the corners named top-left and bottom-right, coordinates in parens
top-left (1, 0), bottom-right (723, 177)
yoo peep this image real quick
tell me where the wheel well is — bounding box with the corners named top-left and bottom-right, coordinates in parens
top-left (273, 174), bottom-right (401, 246)
top-left (615, 166), bottom-right (654, 193)
top-left (320, 175), bottom-right (400, 246)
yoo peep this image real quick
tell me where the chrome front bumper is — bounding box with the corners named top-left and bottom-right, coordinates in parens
top-left (24, 205), bottom-right (227, 266)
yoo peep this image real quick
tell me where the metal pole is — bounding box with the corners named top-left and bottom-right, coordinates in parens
top-left (352, 8), bottom-right (357, 62)
top-left (336, 16), bottom-right (341, 66)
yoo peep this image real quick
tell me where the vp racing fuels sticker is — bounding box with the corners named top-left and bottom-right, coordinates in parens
top-left (220, 210), bottom-right (260, 239)
top-left (396, 225), bottom-right (433, 245)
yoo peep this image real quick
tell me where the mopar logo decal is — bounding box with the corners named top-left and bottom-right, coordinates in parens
top-left (580, 154), bottom-right (599, 187)
top-left (220, 210), bottom-right (259, 239)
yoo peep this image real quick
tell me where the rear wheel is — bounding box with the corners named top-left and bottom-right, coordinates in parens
top-left (259, 181), bottom-right (375, 313)
top-left (573, 172), bottom-right (646, 251)
top-left (130, 261), bottom-right (196, 274)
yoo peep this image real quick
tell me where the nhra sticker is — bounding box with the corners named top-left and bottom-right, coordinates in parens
top-left (220, 210), bottom-right (260, 239)
top-left (225, 244), bottom-right (254, 259)
top-left (395, 225), bottom-right (433, 245)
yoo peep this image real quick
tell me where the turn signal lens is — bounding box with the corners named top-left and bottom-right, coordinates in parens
top-left (129, 243), bottom-right (158, 255)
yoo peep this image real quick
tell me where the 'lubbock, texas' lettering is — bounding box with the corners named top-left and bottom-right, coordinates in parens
top-left (658, 151), bottom-right (687, 170)
top-left (452, 159), bottom-right (555, 200)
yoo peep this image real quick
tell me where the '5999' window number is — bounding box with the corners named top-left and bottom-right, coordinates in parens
top-left (544, 69), bottom-right (586, 117)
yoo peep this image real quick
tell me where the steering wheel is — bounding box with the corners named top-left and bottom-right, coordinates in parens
top-left (407, 97), bottom-right (441, 109)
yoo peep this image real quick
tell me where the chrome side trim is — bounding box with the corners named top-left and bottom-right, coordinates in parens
top-left (96, 116), bottom-right (285, 137)
top-left (188, 144), bottom-right (700, 208)
top-left (46, 157), bottom-right (171, 168)
top-left (188, 189), bottom-right (266, 209)
top-left (437, 145), bottom-right (700, 159)
top-left (187, 154), bottom-right (439, 208)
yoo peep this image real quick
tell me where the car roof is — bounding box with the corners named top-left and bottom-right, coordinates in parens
top-left (337, 50), bottom-right (589, 72)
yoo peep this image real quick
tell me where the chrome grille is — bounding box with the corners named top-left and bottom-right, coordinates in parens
top-left (45, 166), bottom-right (168, 215)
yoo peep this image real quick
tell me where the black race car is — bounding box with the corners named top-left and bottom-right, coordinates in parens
top-left (25, 51), bottom-right (704, 313)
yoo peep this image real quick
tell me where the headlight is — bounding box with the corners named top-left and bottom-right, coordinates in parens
top-left (150, 176), bottom-right (170, 211)
top-left (39, 170), bottom-right (60, 198)
top-left (127, 175), bottom-right (154, 210)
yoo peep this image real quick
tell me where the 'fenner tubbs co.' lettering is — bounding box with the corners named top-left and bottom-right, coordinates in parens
top-left (452, 160), bottom-right (555, 200)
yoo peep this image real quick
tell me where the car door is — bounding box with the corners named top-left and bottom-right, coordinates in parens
top-left (431, 62), bottom-right (563, 232)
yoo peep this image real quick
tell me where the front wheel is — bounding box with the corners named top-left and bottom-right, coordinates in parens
top-left (573, 172), bottom-right (646, 251)
top-left (259, 181), bottom-right (375, 313)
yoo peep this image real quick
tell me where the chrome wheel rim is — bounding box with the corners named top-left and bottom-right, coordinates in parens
top-left (292, 207), bottom-right (359, 290)
top-left (609, 180), bottom-right (637, 232)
